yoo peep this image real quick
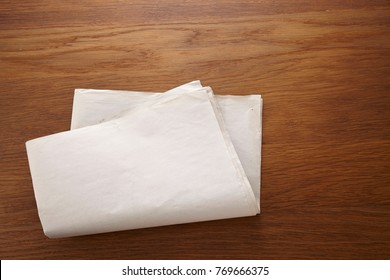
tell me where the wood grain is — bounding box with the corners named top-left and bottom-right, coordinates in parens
top-left (1, 1), bottom-right (389, 259)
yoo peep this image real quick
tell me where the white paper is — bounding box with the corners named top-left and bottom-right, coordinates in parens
top-left (71, 82), bottom-right (262, 209)
top-left (26, 87), bottom-right (259, 238)
top-left (215, 95), bottom-right (262, 209)
top-left (71, 81), bottom-right (204, 130)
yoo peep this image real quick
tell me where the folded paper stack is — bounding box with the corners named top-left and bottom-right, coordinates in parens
top-left (26, 81), bottom-right (263, 238)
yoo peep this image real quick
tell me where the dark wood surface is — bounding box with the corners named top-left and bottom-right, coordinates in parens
top-left (1, 1), bottom-right (389, 259)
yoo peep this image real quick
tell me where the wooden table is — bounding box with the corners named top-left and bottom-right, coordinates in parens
top-left (1, 1), bottom-right (389, 259)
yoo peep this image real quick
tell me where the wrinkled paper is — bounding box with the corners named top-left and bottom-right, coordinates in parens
top-left (26, 82), bottom-right (262, 238)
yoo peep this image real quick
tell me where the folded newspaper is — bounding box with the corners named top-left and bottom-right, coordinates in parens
top-left (26, 81), bottom-right (263, 238)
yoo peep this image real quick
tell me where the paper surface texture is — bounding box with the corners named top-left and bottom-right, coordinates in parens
top-left (26, 87), bottom-right (259, 238)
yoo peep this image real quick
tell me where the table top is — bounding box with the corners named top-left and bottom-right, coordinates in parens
top-left (1, 1), bottom-right (389, 259)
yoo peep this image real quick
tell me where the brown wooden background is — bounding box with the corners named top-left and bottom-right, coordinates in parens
top-left (1, 1), bottom-right (389, 259)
